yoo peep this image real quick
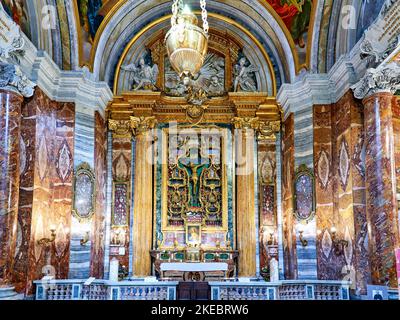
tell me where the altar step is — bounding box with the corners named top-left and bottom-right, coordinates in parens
top-left (0, 286), bottom-right (24, 300)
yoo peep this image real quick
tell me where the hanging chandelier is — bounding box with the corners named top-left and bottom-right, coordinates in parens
top-left (165, 0), bottom-right (209, 78)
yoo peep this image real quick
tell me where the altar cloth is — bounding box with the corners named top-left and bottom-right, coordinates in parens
top-left (160, 262), bottom-right (228, 272)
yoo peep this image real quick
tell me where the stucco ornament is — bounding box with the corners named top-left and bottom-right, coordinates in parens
top-left (351, 62), bottom-right (400, 99)
top-left (359, 0), bottom-right (400, 64)
top-left (0, 3), bottom-right (35, 97)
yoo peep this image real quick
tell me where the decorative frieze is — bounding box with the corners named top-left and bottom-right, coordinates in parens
top-left (0, 4), bottom-right (35, 97)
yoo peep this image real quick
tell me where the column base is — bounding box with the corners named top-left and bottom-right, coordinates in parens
top-left (0, 286), bottom-right (24, 300)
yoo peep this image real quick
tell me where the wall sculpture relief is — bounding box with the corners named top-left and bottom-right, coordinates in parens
top-left (233, 56), bottom-right (259, 92)
top-left (165, 52), bottom-right (225, 97)
top-left (121, 55), bottom-right (159, 91)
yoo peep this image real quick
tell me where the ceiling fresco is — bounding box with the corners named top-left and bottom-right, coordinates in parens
top-left (0, 0), bottom-right (30, 38)
top-left (265, 0), bottom-right (314, 68)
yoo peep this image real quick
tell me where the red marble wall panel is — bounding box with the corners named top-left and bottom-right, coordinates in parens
top-left (314, 104), bottom-right (338, 280)
top-left (0, 90), bottom-right (23, 285)
top-left (393, 99), bottom-right (400, 198)
top-left (258, 141), bottom-right (277, 272)
top-left (90, 112), bottom-right (107, 278)
top-left (13, 94), bottom-right (37, 292)
top-left (281, 114), bottom-right (297, 279)
top-left (18, 88), bottom-right (75, 295)
top-left (332, 95), bottom-right (354, 274)
top-left (348, 97), bottom-right (370, 294)
top-left (50, 101), bottom-right (75, 280)
top-left (110, 136), bottom-right (132, 270)
top-left (314, 92), bottom-right (371, 294)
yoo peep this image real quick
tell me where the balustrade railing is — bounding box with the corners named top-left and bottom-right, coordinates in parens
top-left (34, 280), bottom-right (178, 301)
top-left (34, 279), bottom-right (350, 300)
top-left (210, 280), bottom-right (350, 301)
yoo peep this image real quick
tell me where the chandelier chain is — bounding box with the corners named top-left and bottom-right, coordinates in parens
top-left (171, 0), bottom-right (183, 27)
top-left (171, 0), bottom-right (208, 34)
top-left (200, 0), bottom-right (209, 34)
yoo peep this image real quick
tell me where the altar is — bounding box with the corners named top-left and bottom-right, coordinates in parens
top-left (151, 250), bottom-right (239, 281)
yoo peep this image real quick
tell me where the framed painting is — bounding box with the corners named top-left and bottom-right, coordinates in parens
top-left (293, 164), bottom-right (315, 223)
top-left (186, 223), bottom-right (202, 247)
top-left (72, 163), bottom-right (95, 222)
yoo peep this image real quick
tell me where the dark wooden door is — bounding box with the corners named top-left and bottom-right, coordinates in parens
top-left (177, 282), bottom-right (210, 300)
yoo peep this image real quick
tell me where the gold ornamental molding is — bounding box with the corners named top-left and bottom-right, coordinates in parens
top-left (107, 91), bottom-right (281, 125)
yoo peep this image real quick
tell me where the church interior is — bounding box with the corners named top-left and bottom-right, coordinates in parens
top-left (0, 0), bottom-right (400, 301)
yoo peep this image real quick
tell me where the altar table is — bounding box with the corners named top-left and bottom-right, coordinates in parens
top-left (160, 263), bottom-right (228, 272)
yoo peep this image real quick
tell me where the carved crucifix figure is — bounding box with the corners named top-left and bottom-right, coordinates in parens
top-left (181, 161), bottom-right (208, 206)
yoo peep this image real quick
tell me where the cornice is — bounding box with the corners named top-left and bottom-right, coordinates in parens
top-left (18, 34), bottom-right (113, 117)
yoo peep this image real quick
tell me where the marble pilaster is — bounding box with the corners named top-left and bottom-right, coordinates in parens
top-left (233, 118), bottom-right (257, 277)
top-left (131, 116), bottom-right (157, 277)
top-left (281, 114), bottom-right (298, 279)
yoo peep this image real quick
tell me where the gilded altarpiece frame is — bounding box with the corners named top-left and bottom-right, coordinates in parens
top-left (158, 126), bottom-right (230, 250)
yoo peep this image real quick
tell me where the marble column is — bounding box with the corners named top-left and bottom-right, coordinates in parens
top-left (362, 92), bottom-right (399, 287)
top-left (233, 118), bottom-right (257, 277)
top-left (352, 63), bottom-right (400, 287)
top-left (0, 89), bottom-right (23, 285)
top-left (131, 116), bottom-right (157, 277)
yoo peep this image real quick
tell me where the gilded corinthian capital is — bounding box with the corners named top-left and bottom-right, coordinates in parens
top-left (130, 116), bottom-right (157, 136)
top-left (232, 117), bottom-right (280, 141)
top-left (108, 119), bottom-right (131, 138)
top-left (231, 117), bottom-right (260, 130)
top-left (351, 62), bottom-right (400, 99)
top-left (257, 120), bottom-right (281, 141)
